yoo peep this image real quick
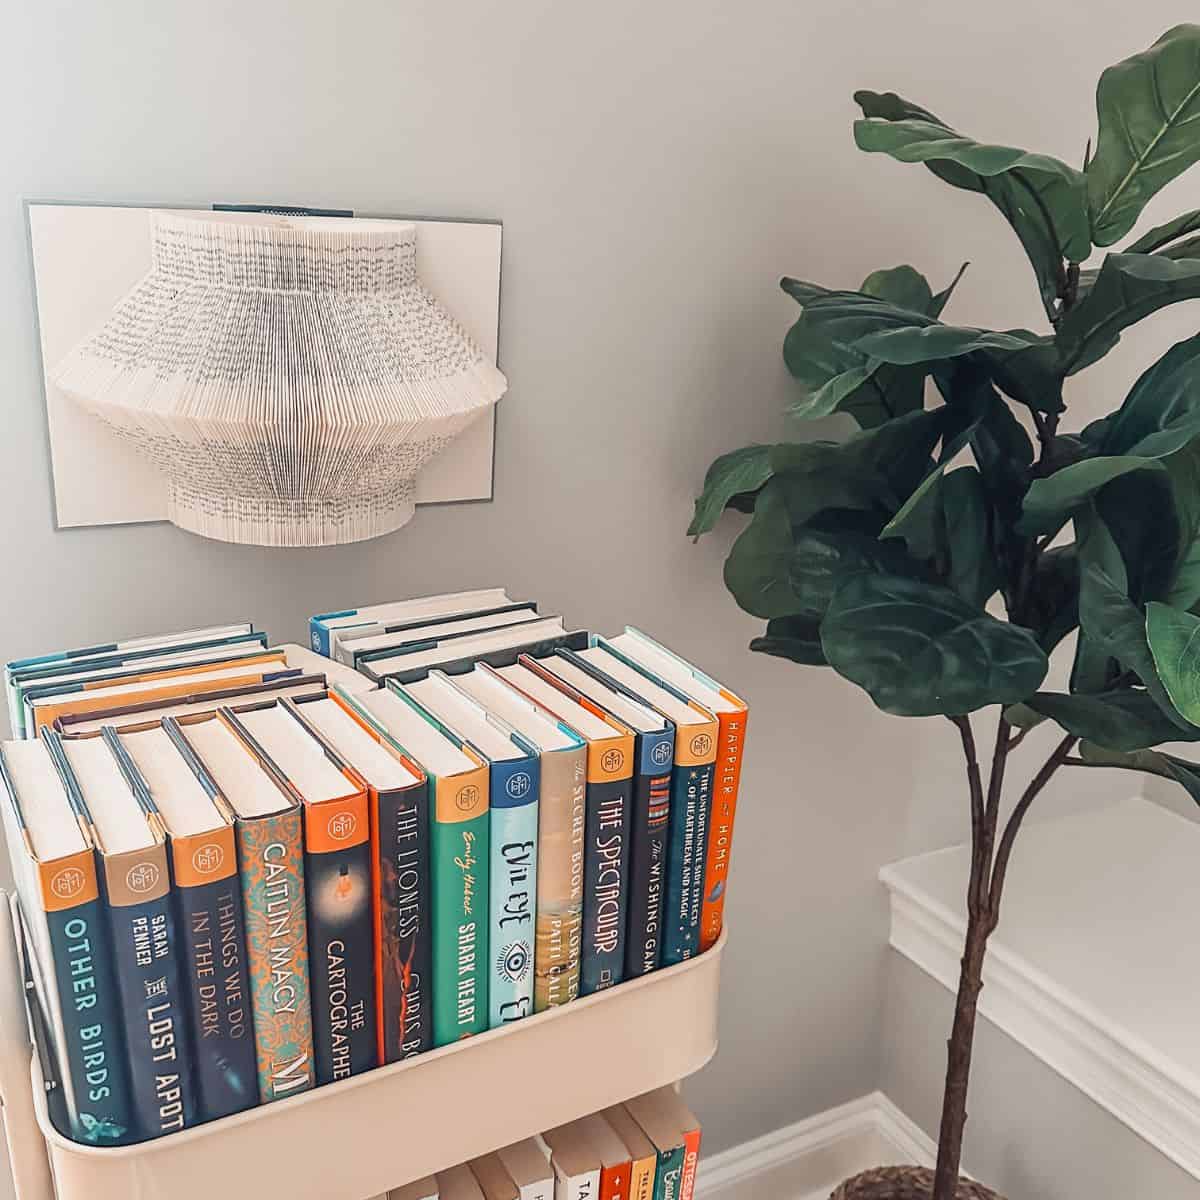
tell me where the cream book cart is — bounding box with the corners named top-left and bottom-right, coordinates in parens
top-left (0, 893), bottom-right (724, 1200)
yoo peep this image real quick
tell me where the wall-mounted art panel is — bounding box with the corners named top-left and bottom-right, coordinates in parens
top-left (28, 204), bottom-right (503, 545)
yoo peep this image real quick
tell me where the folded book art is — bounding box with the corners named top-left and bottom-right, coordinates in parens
top-left (49, 211), bottom-right (507, 547)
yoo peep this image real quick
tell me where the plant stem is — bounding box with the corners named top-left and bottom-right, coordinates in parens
top-left (931, 718), bottom-right (1073, 1200)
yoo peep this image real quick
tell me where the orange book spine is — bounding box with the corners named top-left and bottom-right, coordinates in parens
top-left (678, 1125), bottom-right (701, 1200)
top-left (600, 1161), bottom-right (631, 1200)
top-left (699, 708), bottom-right (747, 950)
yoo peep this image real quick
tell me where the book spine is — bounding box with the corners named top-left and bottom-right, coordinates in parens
top-left (700, 710), bottom-right (748, 952)
top-left (172, 826), bottom-right (257, 1121)
top-left (661, 756), bottom-right (715, 967)
top-left (628, 1156), bottom-right (656, 1200)
top-left (651, 1148), bottom-right (685, 1200)
top-left (101, 847), bottom-right (197, 1140)
top-left (533, 748), bottom-right (584, 1012)
top-left (375, 781), bottom-right (433, 1062)
top-left (599, 1163), bottom-right (631, 1200)
top-left (36, 854), bottom-right (134, 1144)
top-left (487, 758), bottom-right (539, 1026)
top-left (624, 732), bottom-right (673, 978)
top-left (559, 1169), bottom-right (602, 1200)
top-left (431, 768), bottom-right (489, 1045)
top-left (236, 809), bottom-right (316, 1102)
top-left (580, 765), bottom-right (632, 996)
top-left (678, 1125), bottom-right (701, 1200)
top-left (304, 792), bottom-right (377, 1083)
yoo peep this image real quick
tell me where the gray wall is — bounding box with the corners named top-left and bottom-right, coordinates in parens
top-left (2, 0), bottom-right (1198, 1187)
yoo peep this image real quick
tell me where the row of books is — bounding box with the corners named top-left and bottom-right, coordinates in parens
top-left (386, 1086), bottom-right (701, 1200)
top-left (1, 590), bottom-right (747, 1148)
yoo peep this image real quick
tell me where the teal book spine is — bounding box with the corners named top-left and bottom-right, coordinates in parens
top-left (486, 756), bottom-right (539, 1026)
top-left (653, 1146), bottom-right (686, 1200)
top-left (661, 761), bottom-right (715, 967)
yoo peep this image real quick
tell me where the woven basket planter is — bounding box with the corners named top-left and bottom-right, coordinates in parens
top-left (831, 1167), bottom-right (1004, 1200)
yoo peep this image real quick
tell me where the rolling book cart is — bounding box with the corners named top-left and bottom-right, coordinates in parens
top-left (0, 887), bottom-right (725, 1200)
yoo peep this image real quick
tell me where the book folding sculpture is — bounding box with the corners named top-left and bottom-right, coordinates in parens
top-left (50, 211), bottom-right (507, 547)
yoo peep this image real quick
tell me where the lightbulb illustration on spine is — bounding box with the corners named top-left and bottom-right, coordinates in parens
top-left (312, 861), bottom-right (369, 923)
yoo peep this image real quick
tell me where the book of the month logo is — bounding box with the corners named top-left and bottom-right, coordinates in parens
top-left (125, 861), bottom-right (160, 894)
top-left (327, 811), bottom-right (357, 841)
top-left (601, 747), bottom-right (625, 774)
top-left (505, 771), bottom-right (532, 800)
top-left (50, 866), bottom-right (86, 900)
top-left (457, 784), bottom-right (480, 812)
top-left (651, 739), bottom-right (672, 767)
top-left (690, 732), bottom-right (713, 758)
top-left (192, 843), bottom-right (224, 874)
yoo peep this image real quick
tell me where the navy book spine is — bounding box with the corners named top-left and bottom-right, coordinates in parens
top-left (661, 761), bottom-right (715, 966)
top-left (376, 779), bottom-right (433, 1062)
top-left (305, 824), bottom-right (377, 1083)
top-left (105, 885), bottom-right (198, 1140)
top-left (580, 775), bottom-right (632, 995)
top-left (44, 896), bottom-right (135, 1144)
top-left (175, 872), bottom-right (257, 1120)
top-left (625, 730), bottom-right (674, 978)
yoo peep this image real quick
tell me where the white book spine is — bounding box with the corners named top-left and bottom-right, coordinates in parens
top-left (554, 1169), bottom-right (600, 1200)
top-left (520, 1180), bottom-right (554, 1200)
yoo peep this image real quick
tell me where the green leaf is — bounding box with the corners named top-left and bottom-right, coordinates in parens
top-left (1056, 253), bottom-right (1200, 374)
top-left (1126, 209), bottom-right (1200, 253)
top-left (1022, 688), bottom-right (1193, 751)
top-left (689, 445), bottom-right (774, 538)
top-left (749, 616), bottom-right (828, 665)
top-left (861, 265), bottom-right (933, 312)
top-left (983, 337), bottom-right (1065, 415)
top-left (820, 571), bottom-right (1047, 717)
top-left (1164, 440), bottom-right (1200, 609)
top-left (780, 277), bottom-right (833, 305)
top-left (854, 322), bottom-right (1044, 365)
top-left (1078, 742), bottom-right (1200, 804)
top-left (1101, 334), bottom-right (1200, 453)
top-left (1024, 545), bottom-right (1080, 653)
top-left (942, 467), bottom-right (1001, 609)
top-left (967, 377), bottom-right (1034, 517)
top-left (1095, 469), bottom-right (1180, 605)
top-left (1018, 456), bottom-right (1166, 534)
top-left (1146, 601), bottom-right (1200, 725)
top-left (783, 292), bottom-right (934, 420)
top-left (853, 93), bottom-right (1088, 316)
top-left (881, 465), bottom-right (947, 559)
top-left (929, 262), bottom-right (970, 318)
top-left (1071, 510), bottom-right (1127, 693)
top-left (723, 482), bottom-right (798, 618)
top-left (838, 364), bottom-right (928, 430)
top-left (1087, 25), bottom-right (1200, 247)
top-left (1004, 702), bottom-right (1046, 731)
top-left (1077, 564), bottom-right (1192, 729)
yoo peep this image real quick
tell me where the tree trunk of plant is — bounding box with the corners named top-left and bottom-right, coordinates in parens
top-left (931, 897), bottom-right (992, 1200)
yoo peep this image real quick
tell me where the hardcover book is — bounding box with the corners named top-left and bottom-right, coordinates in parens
top-left (496, 1137), bottom-right (554, 1200)
top-left (405, 672), bottom-right (540, 1026)
top-left (579, 646), bottom-right (719, 966)
top-left (601, 1107), bottom-right (657, 1200)
top-left (389, 1178), bottom-right (440, 1200)
top-left (168, 712), bottom-right (315, 1102)
top-left (339, 685), bottom-right (489, 1045)
top-left (340, 604), bottom-right (541, 670)
top-left (537, 652), bottom-right (673, 978)
top-left (497, 659), bottom-right (635, 995)
top-left (309, 588), bottom-right (520, 658)
top-left (52, 732), bottom-right (197, 1141)
top-left (542, 1122), bottom-right (602, 1200)
top-left (23, 653), bottom-right (292, 738)
top-left (454, 666), bottom-right (586, 1011)
top-left (233, 700), bottom-right (377, 1084)
top-left (601, 630), bottom-right (747, 951)
top-left (438, 1164), bottom-right (486, 1200)
top-left (624, 1089), bottom-right (701, 1200)
top-left (0, 739), bottom-right (133, 1144)
top-left (290, 691), bottom-right (431, 1063)
top-left (579, 1112), bottom-right (632, 1200)
top-left (469, 1152), bottom-right (520, 1200)
top-left (359, 617), bottom-right (568, 685)
top-left (113, 725), bottom-right (257, 1121)
top-left (5, 622), bottom-right (260, 736)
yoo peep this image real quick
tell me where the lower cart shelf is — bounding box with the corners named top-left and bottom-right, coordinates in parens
top-left (21, 930), bottom-right (725, 1200)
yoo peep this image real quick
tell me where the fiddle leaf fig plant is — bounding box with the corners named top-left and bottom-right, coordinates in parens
top-left (691, 25), bottom-right (1200, 1200)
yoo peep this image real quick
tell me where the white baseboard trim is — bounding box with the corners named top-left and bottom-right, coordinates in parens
top-left (697, 1092), bottom-right (935, 1200)
top-left (881, 798), bottom-right (1200, 1182)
